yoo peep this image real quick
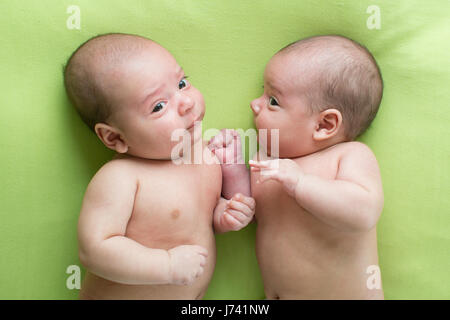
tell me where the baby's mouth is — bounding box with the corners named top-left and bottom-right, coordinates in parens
top-left (186, 121), bottom-right (197, 131)
top-left (186, 114), bottom-right (204, 131)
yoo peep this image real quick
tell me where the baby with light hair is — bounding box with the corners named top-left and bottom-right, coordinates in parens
top-left (210, 35), bottom-right (385, 299)
top-left (64, 33), bottom-right (255, 299)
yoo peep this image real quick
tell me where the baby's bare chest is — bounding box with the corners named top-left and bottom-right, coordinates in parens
top-left (251, 149), bottom-right (342, 239)
top-left (126, 163), bottom-right (222, 248)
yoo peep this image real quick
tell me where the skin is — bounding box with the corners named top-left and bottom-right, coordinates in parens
top-left (208, 129), bottom-right (251, 199)
top-left (213, 49), bottom-right (384, 299)
top-left (77, 39), bottom-right (255, 299)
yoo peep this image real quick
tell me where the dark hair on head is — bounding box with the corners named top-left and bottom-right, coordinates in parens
top-left (279, 35), bottom-right (383, 140)
top-left (63, 33), bottom-right (152, 133)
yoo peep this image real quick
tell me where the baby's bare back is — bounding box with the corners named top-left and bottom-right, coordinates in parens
top-left (252, 142), bottom-right (383, 299)
top-left (80, 156), bottom-right (222, 299)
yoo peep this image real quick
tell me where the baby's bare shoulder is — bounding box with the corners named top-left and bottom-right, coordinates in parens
top-left (334, 142), bottom-right (381, 187)
top-left (335, 141), bottom-right (378, 163)
top-left (97, 158), bottom-right (137, 178)
top-left (325, 140), bottom-right (371, 153)
top-left (311, 141), bottom-right (376, 164)
top-left (86, 158), bottom-right (139, 196)
top-left (318, 141), bottom-right (375, 161)
top-left (314, 142), bottom-right (380, 180)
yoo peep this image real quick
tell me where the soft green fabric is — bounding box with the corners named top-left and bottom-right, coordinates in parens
top-left (0, 0), bottom-right (449, 299)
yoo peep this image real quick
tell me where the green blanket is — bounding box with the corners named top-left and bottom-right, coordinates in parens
top-left (0, 0), bottom-right (448, 299)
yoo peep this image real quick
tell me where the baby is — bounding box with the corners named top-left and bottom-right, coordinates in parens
top-left (63, 33), bottom-right (255, 299)
top-left (210, 35), bottom-right (384, 299)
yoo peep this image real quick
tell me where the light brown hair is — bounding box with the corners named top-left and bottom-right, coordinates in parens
top-left (63, 33), bottom-right (151, 132)
top-left (279, 35), bottom-right (383, 140)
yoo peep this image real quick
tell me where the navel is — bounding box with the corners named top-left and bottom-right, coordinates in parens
top-left (171, 209), bottom-right (180, 219)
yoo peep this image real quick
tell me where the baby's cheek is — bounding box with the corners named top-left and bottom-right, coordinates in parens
top-left (193, 89), bottom-right (205, 111)
top-left (255, 112), bottom-right (273, 131)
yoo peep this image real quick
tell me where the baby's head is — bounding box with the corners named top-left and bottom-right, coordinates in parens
top-left (251, 35), bottom-right (383, 157)
top-left (64, 33), bottom-right (205, 160)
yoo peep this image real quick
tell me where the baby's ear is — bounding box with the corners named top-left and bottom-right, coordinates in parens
top-left (94, 123), bottom-right (129, 153)
top-left (312, 108), bottom-right (343, 141)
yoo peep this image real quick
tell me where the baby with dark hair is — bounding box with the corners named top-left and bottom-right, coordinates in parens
top-left (64, 33), bottom-right (255, 299)
top-left (210, 35), bottom-right (385, 299)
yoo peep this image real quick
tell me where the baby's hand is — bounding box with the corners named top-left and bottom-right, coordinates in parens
top-left (249, 159), bottom-right (304, 198)
top-left (167, 245), bottom-right (208, 285)
top-left (208, 129), bottom-right (244, 165)
top-left (219, 193), bottom-right (256, 231)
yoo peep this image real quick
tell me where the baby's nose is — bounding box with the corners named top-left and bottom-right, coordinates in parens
top-left (250, 99), bottom-right (261, 115)
top-left (178, 93), bottom-right (194, 115)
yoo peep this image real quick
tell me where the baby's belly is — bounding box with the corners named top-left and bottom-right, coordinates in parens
top-left (255, 213), bottom-right (382, 300)
top-left (80, 229), bottom-right (216, 300)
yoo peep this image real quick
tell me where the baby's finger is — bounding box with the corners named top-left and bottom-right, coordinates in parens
top-left (226, 208), bottom-right (248, 223)
top-left (220, 129), bottom-right (234, 146)
top-left (223, 129), bottom-right (235, 145)
top-left (207, 143), bottom-right (216, 152)
top-left (207, 137), bottom-right (216, 148)
top-left (207, 141), bottom-right (216, 152)
top-left (232, 134), bottom-right (242, 151)
top-left (199, 255), bottom-right (206, 267)
top-left (232, 194), bottom-right (256, 211)
top-left (227, 199), bottom-right (253, 217)
top-left (249, 160), bottom-right (272, 169)
top-left (192, 245), bottom-right (208, 257)
top-left (231, 129), bottom-right (240, 137)
top-left (223, 128), bottom-right (238, 136)
top-left (195, 267), bottom-right (204, 278)
top-left (222, 212), bottom-right (241, 229)
top-left (256, 171), bottom-right (279, 184)
top-left (211, 134), bottom-right (224, 148)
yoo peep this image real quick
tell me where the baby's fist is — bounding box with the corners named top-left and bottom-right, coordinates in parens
top-left (167, 245), bottom-right (208, 285)
top-left (208, 129), bottom-right (244, 165)
top-left (220, 193), bottom-right (256, 231)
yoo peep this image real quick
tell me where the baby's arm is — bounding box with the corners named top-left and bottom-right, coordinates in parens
top-left (250, 143), bottom-right (384, 232)
top-left (78, 161), bottom-right (207, 286)
top-left (208, 129), bottom-right (256, 232)
top-left (208, 129), bottom-right (251, 199)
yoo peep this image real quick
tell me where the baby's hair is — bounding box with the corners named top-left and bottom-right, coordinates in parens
top-left (63, 33), bottom-right (153, 133)
top-left (279, 35), bottom-right (383, 140)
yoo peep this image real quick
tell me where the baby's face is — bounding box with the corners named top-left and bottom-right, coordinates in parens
top-left (105, 43), bottom-right (205, 160)
top-left (250, 52), bottom-right (319, 158)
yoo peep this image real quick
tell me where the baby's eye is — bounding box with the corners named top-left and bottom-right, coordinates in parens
top-left (152, 101), bottom-right (166, 113)
top-left (269, 96), bottom-right (279, 106)
top-left (178, 77), bottom-right (189, 90)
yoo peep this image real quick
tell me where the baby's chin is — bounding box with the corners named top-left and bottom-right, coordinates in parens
top-left (263, 147), bottom-right (306, 159)
top-left (161, 129), bottom-right (204, 161)
top-left (258, 138), bottom-right (315, 159)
